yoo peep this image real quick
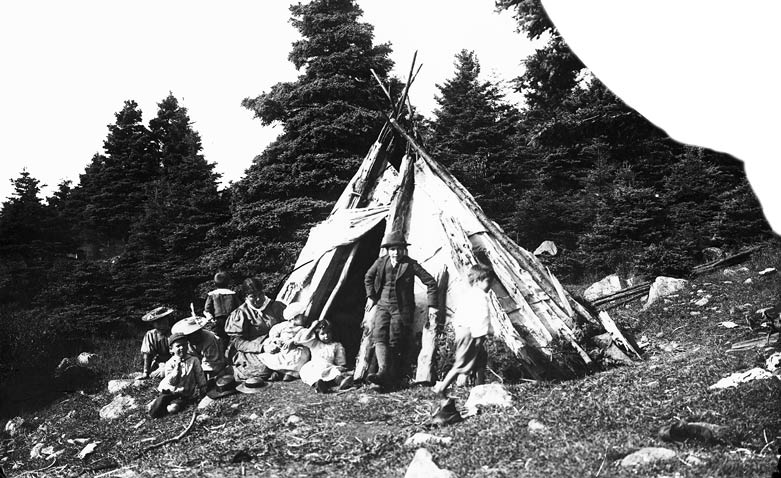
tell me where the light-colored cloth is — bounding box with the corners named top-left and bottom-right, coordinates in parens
top-left (158, 354), bottom-right (207, 399)
top-left (204, 288), bottom-right (241, 319)
top-left (449, 335), bottom-right (488, 375)
top-left (298, 339), bottom-right (347, 386)
top-left (140, 329), bottom-right (171, 362)
top-left (257, 322), bottom-right (311, 375)
top-left (452, 286), bottom-right (493, 339)
top-left (187, 330), bottom-right (227, 375)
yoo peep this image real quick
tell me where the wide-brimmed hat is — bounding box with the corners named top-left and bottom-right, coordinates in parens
top-left (283, 302), bottom-right (307, 322)
top-left (236, 376), bottom-right (270, 394)
top-left (207, 375), bottom-right (239, 399)
top-left (381, 230), bottom-right (409, 248)
top-left (168, 332), bottom-right (188, 347)
top-left (142, 306), bottom-right (175, 322)
top-left (171, 316), bottom-right (207, 335)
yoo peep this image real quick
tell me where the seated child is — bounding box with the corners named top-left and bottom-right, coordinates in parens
top-left (297, 319), bottom-right (353, 393)
top-left (149, 332), bottom-right (207, 418)
top-left (257, 302), bottom-right (311, 381)
top-left (433, 263), bottom-right (494, 398)
top-left (139, 306), bottom-right (175, 378)
top-left (171, 316), bottom-right (232, 383)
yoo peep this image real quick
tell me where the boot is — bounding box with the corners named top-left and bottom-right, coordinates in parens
top-left (367, 343), bottom-right (389, 387)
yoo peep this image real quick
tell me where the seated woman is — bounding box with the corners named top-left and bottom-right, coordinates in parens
top-left (224, 277), bottom-right (286, 380)
top-left (298, 319), bottom-right (353, 393)
top-left (256, 302), bottom-right (312, 381)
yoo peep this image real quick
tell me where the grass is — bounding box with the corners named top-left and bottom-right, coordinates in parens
top-left (2, 245), bottom-right (780, 477)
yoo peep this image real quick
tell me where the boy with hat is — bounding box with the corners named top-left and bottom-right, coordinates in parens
top-left (364, 230), bottom-right (438, 391)
top-left (203, 271), bottom-right (241, 349)
top-left (149, 332), bottom-right (207, 418)
top-left (172, 316), bottom-right (231, 382)
top-left (140, 306), bottom-right (175, 379)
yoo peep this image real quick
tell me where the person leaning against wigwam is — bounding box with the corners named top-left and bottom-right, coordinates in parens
top-left (171, 315), bottom-right (231, 383)
top-left (139, 306), bottom-right (175, 379)
top-left (433, 263), bottom-right (495, 398)
top-left (203, 271), bottom-right (241, 348)
top-left (364, 230), bottom-right (438, 391)
top-left (149, 332), bottom-right (207, 418)
top-left (224, 277), bottom-right (286, 380)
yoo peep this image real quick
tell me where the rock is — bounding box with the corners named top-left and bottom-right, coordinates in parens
top-left (527, 419), bottom-right (547, 433)
top-left (685, 454), bottom-right (705, 466)
top-left (702, 247), bottom-right (725, 261)
top-left (197, 395), bottom-right (215, 409)
top-left (743, 278), bottom-right (753, 285)
top-left (77, 442), bottom-right (98, 459)
top-left (77, 352), bottom-right (98, 366)
top-left (249, 413), bottom-right (259, 420)
top-left (759, 267), bottom-right (777, 276)
top-left (708, 367), bottom-right (774, 390)
top-left (690, 311), bottom-right (701, 316)
top-left (404, 448), bottom-right (454, 478)
top-left (694, 297), bottom-right (710, 307)
top-left (4, 417), bottom-right (24, 436)
top-left (602, 343), bottom-right (635, 365)
top-left (464, 384), bottom-right (512, 415)
top-left (99, 395), bottom-right (138, 420)
top-left (286, 415), bottom-right (302, 426)
top-left (405, 433), bottom-right (452, 447)
top-left (584, 274), bottom-right (627, 302)
top-left (30, 442), bottom-right (44, 459)
top-left (644, 277), bottom-right (689, 309)
top-left (107, 379), bottom-right (133, 394)
top-left (357, 394), bottom-right (371, 404)
top-left (196, 414), bottom-right (209, 424)
top-left (718, 321), bottom-right (739, 329)
top-left (766, 352), bottom-right (781, 373)
top-left (620, 447), bottom-right (676, 467)
top-left (533, 240), bottom-right (558, 256)
top-left (591, 333), bottom-right (612, 349)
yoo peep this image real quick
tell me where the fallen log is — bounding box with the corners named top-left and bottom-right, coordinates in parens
top-left (691, 246), bottom-right (762, 276)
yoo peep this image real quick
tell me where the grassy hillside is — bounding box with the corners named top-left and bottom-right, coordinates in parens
top-left (2, 245), bottom-right (780, 477)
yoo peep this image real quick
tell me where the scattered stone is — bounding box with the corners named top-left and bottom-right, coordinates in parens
top-left (533, 240), bottom-right (558, 256)
top-left (718, 321), bottom-right (739, 329)
top-left (107, 379), bottom-right (133, 394)
top-left (708, 368), bottom-right (775, 390)
top-left (743, 278), bottom-right (753, 285)
top-left (527, 419), bottom-right (547, 433)
top-left (30, 443), bottom-right (44, 459)
top-left (404, 448), bottom-right (454, 478)
top-left (405, 433), bottom-right (452, 447)
top-left (286, 415), bottom-right (302, 426)
top-left (358, 394), bottom-right (371, 404)
top-left (197, 396), bottom-right (215, 410)
top-left (584, 274), bottom-right (627, 302)
top-left (464, 384), bottom-right (512, 415)
top-left (690, 311), bottom-right (701, 316)
top-left (702, 247), bottom-right (725, 261)
top-left (723, 266), bottom-right (749, 277)
top-left (620, 447), bottom-right (676, 467)
top-left (76, 442), bottom-right (98, 459)
top-left (4, 417), bottom-right (24, 437)
top-left (766, 352), bottom-right (781, 373)
top-left (759, 267), bottom-right (777, 276)
top-left (248, 413), bottom-right (259, 420)
top-left (644, 277), bottom-right (689, 309)
top-left (196, 414), bottom-right (210, 424)
top-left (694, 297), bottom-right (710, 307)
top-left (99, 395), bottom-right (138, 420)
top-left (77, 352), bottom-right (98, 366)
top-left (723, 281), bottom-right (733, 284)
top-left (685, 454), bottom-right (705, 466)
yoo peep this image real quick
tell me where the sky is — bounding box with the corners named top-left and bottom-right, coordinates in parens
top-left (0, 1), bottom-right (529, 201)
top-left (1, 1), bottom-right (779, 232)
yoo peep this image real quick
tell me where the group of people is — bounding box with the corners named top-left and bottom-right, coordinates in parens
top-left (139, 231), bottom-right (497, 418)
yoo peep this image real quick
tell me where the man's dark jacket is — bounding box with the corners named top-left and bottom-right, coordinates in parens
top-left (364, 255), bottom-right (438, 312)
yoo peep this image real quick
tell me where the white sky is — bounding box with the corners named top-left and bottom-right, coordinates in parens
top-left (0, 1), bottom-right (528, 202)
top-left (1, 1), bottom-right (780, 232)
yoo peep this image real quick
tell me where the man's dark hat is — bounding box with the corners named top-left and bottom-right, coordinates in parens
top-left (381, 230), bottom-right (409, 248)
top-left (431, 397), bottom-right (463, 426)
top-left (207, 375), bottom-right (239, 399)
top-left (142, 306), bottom-right (175, 322)
top-left (236, 376), bottom-right (270, 394)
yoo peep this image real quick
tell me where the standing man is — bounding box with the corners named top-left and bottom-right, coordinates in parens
top-left (364, 230), bottom-right (438, 391)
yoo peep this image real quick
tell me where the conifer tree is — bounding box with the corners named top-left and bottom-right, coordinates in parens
top-left (209, 0), bottom-right (397, 286)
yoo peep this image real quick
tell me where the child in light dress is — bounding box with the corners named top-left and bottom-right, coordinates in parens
top-left (257, 302), bottom-right (311, 381)
top-left (149, 332), bottom-right (207, 418)
top-left (297, 319), bottom-right (353, 393)
top-left (433, 263), bottom-right (494, 398)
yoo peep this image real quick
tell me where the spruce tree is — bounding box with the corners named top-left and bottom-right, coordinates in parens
top-left (209, 0), bottom-right (397, 287)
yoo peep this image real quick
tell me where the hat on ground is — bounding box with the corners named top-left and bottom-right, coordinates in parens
top-left (171, 316), bottom-right (207, 336)
top-left (381, 230), bottom-right (409, 248)
top-left (431, 397), bottom-right (463, 426)
top-left (168, 332), bottom-right (188, 347)
top-left (283, 302), bottom-right (307, 322)
top-left (236, 376), bottom-right (270, 394)
top-left (207, 375), bottom-right (239, 399)
top-left (142, 306), bottom-right (175, 322)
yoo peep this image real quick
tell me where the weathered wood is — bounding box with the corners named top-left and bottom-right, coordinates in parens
top-left (315, 243), bottom-right (359, 323)
top-left (353, 307), bottom-right (376, 381)
top-left (598, 311), bottom-right (642, 359)
top-left (691, 246), bottom-right (762, 275)
top-left (592, 283), bottom-right (651, 307)
top-left (415, 265), bottom-right (448, 383)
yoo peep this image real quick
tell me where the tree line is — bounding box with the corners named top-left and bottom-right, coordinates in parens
top-left (0, 0), bottom-right (774, 380)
